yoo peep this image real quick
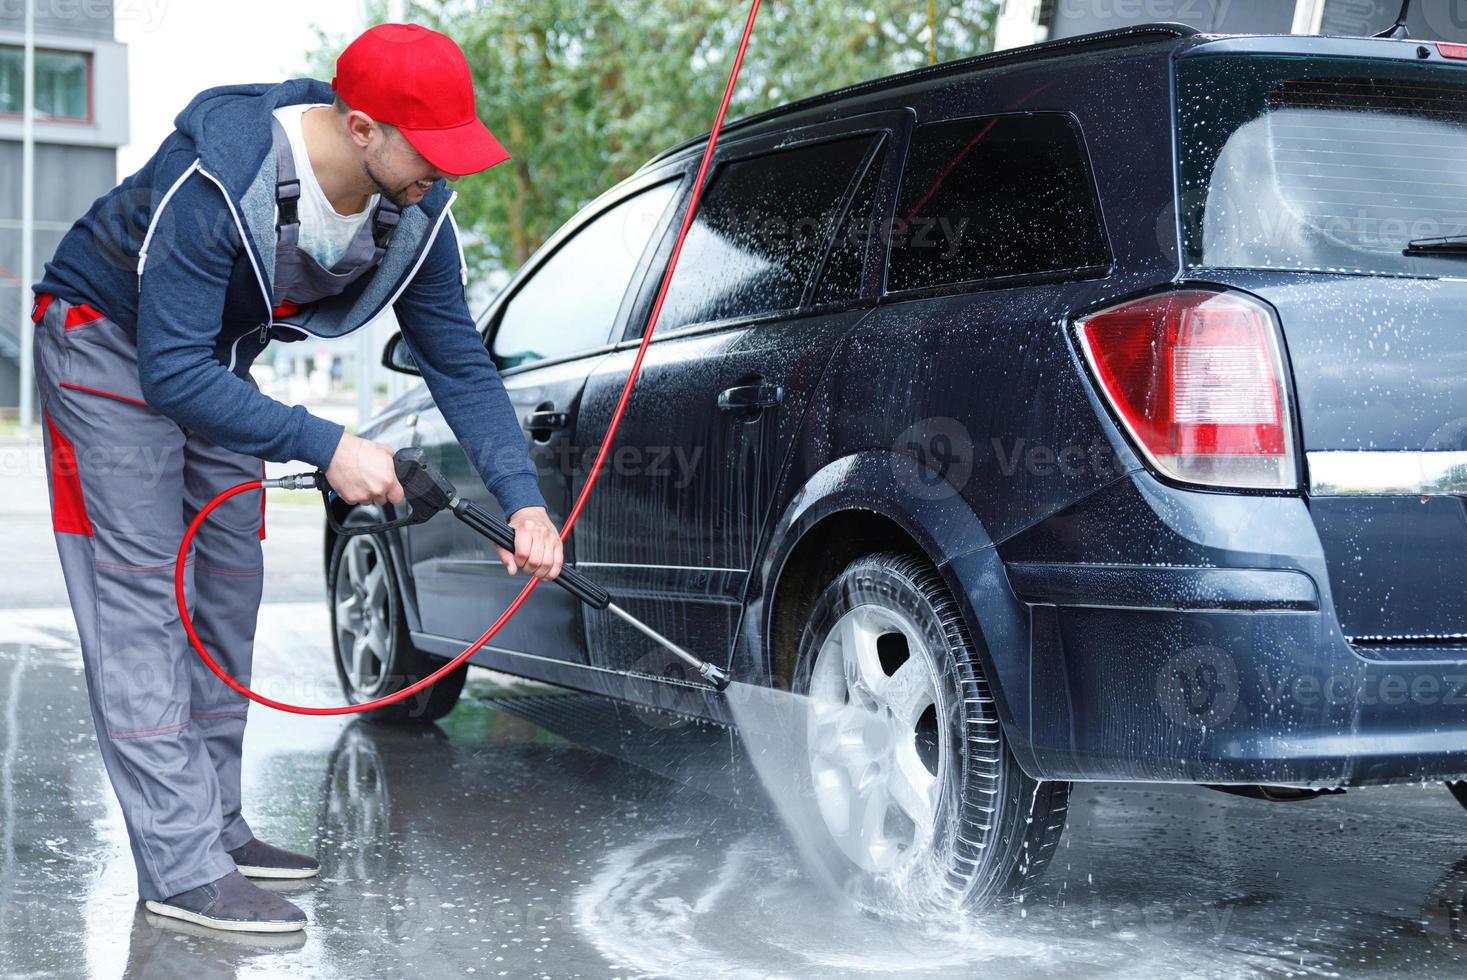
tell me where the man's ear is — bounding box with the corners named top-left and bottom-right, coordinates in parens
top-left (345, 109), bottom-right (377, 150)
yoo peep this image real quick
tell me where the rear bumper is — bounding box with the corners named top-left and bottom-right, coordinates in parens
top-left (1021, 599), bottom-right (1467, 785)
top-left (968, 472), bottom-right (1467, 786)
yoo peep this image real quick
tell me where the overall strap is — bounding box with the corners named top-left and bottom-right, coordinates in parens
top-left (271, 116), bottom-right (301, 247)
top-left (369, 197), bottom-right (402, 260)
top-left (271, 111), bottom-right (402, 265)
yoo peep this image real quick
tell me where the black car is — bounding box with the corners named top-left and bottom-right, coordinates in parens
top-left (324, 23), bottom-right (1467, 907)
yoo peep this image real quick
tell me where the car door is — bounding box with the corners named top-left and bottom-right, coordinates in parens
top-left (571, 110), bottom-right (911, 679)
top-left (405, 175), bottom-right (683, 669)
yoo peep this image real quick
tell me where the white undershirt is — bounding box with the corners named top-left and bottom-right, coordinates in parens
top-left (270, 103), bottom-right (380, 269)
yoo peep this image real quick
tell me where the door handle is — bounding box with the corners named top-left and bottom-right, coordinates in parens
top-left (524, 409), bottom-right (569, 443)
top-left (716, 383), bottom-right (784, 413)
top-left (524, 410), bottom-right (569, 431)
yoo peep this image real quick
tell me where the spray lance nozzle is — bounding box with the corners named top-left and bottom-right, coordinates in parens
top-left (266, 449), bottom-right (733, 692)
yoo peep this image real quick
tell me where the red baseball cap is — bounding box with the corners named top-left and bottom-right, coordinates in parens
top-left (332, 23), bottom-right (510, 176)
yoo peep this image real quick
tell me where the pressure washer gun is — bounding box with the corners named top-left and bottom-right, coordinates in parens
top-left (269, 448), bottom-right (732, 690)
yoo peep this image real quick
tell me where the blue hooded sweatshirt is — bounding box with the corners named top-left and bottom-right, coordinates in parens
top-left (36, 78), bottom-right (546, 518)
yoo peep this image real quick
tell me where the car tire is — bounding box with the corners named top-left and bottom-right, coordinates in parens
top-left (328, 519), bottom-right (466, 725)
top-left (791, 551), bottom-right (1070, 909)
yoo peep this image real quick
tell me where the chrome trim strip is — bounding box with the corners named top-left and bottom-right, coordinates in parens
top-left (1308, 451), bottom-right (1467, 496)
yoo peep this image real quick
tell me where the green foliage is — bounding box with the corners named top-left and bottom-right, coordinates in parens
top-left (309, 0), bottom-right (998, 277)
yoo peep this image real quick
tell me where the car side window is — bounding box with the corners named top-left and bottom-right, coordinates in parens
top-left (886, 113), bottom-right (1110, 293)
top-left (492, 181), bottom-right (678, 370)
top-left (654, 134), bottom-right (878, 332)
top-left (810, 137), bottom-right (889, 306)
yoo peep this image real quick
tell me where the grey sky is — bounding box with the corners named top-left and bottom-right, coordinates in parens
top-left (115, 0), bottom-right (364, 179)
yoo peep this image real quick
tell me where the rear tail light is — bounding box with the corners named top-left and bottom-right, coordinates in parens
top-left (1074, 289), bottom-right (1297, 490)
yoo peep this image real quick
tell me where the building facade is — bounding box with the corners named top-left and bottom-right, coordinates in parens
top-left (0, 0), bottom-right (127, 413)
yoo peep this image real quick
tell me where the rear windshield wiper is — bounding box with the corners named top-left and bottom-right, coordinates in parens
top-left (1404, 235), bottom-right (1467, 256)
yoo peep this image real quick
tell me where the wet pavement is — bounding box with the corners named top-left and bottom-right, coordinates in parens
top-left (5, 599), bottom-right (1467, 979)
top-left (4, 474), bottom-right (1467, 978)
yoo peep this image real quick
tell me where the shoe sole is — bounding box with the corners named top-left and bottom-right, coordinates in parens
top-left (143, 900), bottom-right (306, 933)
top-left (235, 864), bottom-right (321, 880)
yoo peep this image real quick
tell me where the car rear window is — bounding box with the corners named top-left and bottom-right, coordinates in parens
top-left (654, 134), bottom-right (878, 331)
top-left (885, 112), bottom-right (1110, 293)
top-left (1177, 54), bottom-right (1467, 278)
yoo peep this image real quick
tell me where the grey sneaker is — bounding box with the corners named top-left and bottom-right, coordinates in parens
top-left (229, 837), bottom-right (321, 880)
top-left (143, 871), bottom-right (307, 933)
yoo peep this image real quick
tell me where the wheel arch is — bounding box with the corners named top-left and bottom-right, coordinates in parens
top-left (752, 449), bottom-right (1040, 775)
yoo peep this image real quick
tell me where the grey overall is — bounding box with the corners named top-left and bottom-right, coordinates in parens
top-left (33, 116), bottom-right (401, 900)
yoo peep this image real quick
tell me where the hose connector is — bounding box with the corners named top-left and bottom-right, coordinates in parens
top-left (262, 471), bottom-right (325, 491)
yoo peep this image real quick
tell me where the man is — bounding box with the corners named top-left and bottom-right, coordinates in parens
top-left (31, 23), bottom-right (563, 933)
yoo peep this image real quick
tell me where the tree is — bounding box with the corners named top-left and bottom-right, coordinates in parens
top-left (311, 1), bottom-right (998, 278)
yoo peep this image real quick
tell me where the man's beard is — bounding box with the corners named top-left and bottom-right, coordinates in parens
top-left (363, 159), bottom-right (420, 208)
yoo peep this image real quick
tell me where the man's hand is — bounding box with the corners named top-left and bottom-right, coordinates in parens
top-left (325, 432), bottom-right (404, 506)
top-left (496, 506), bottom-right (564, 581)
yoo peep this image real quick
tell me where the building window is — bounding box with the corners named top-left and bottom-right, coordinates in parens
top-left (0, 47), bottom-right (92, 122)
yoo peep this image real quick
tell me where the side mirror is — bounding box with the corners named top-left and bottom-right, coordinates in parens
top-left (381, 332), bottom-right (420, 376)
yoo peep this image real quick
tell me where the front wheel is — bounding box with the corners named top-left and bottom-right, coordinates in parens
top-left (328, 520), bottom-right (466, 725)
top-left (793, 552), bottom-right (1070, 910)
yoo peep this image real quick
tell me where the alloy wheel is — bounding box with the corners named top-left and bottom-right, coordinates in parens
top-left (805, 603), bottom-right (944, 875)
top-left (334, 535), bottom-right (392, 697)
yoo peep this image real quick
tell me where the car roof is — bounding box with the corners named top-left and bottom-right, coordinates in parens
top-left (635, 21), bottom-right (1445, 174)
top-left (636, 22), bottom-right (1198, 173)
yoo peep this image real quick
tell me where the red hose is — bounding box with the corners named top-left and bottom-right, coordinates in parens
top-left (175, 0), bottom-right (763, 716)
